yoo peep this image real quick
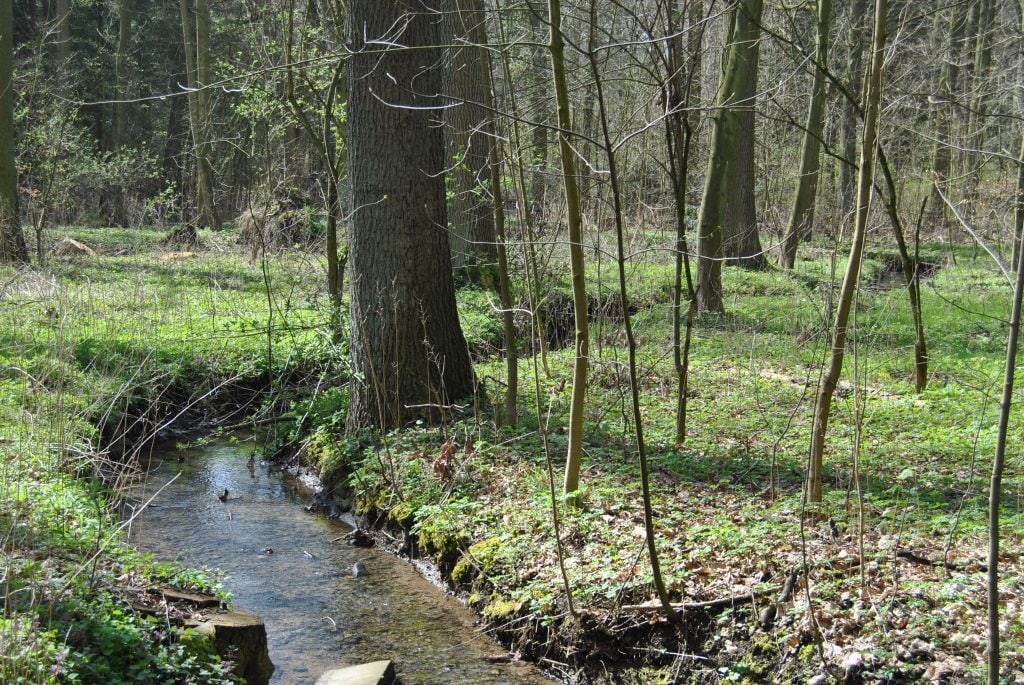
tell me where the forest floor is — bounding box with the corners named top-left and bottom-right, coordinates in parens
top-left (0, 226), bottom-right (1021, 683)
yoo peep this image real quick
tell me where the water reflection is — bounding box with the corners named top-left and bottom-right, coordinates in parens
top-left (128, 441), bottom-right (552, 685)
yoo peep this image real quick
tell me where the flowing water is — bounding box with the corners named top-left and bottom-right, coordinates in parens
top-left (127, 440), bottom-right (553, 685)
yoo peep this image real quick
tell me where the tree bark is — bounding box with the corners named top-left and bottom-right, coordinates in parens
top-left (441, 0), bottom-right (498, 273)
top-left (548, 0), bottom-right (590, 498)
top-left (346, 0), bottom-right (475, 431)
top-left (696, 0), bottom-right (762, 312)
top-left (721, 0), bottom-right (766, 271)
top-left (1, 0), bottom-right (28, 264)
top-left (114, 0), bottom-right (131, 150)
top-left (179, 0), bottom-right (220, 229)
top-left (526, 2), bottom-right (550, 221)
top-left (927, 3), bottom-right (968, 221)
top-left (807, 0), bottom-right (887, 504)
top-left (963, 0), bottom-right (995, 220)
top-left (837, 0), bottom-right (866, 222)
top-left (780, 0), bottom-right (831, 269)
top-left (989, 125), bottom-right (1024, 685)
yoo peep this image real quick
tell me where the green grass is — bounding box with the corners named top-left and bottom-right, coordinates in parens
top-left (3, 226), bottom-right (1022, 682)
top-left (1, 227), bottom-right (330, 683)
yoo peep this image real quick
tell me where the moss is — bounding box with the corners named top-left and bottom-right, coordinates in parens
top-left (452, 536), bottom-right (503, 584)
top-left (451, 554), bottom-right (476, 584)
top-left (482, 595), bottom-right (522, 621)
top-left (387, 501), bottom-right (415, 527)
top-left (417, 523), bottom-right (468, 561)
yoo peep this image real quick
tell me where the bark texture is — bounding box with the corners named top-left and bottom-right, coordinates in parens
top-left (721, 0), bottom-right (765, 271)
top-left (347, 0), bottom-right (475, 430)
top-left (441, 0), bottom-right (497, 271)
top-left (696, 0), bottom-right (762, 312)
top-left (1, 0), bottom-right (28, 264)
top-left (179, 0), bottom-right (220, 229)
top-left (780, 0), bottom-right (831, 269)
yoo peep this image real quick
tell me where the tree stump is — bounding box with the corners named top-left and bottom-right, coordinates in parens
top-left (186, 610), bottom-right (274, 685)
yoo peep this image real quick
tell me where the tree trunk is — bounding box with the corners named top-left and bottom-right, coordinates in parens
top-left (53, 0), bottom-right (70, 66)
top-left (114, 0), bottom-right (131, 150)
top-left (721, 0), bottom-right (765, 271)
top-left (441, 0), bottom-right (498, 273)
top-left (1014, 129), bottom-right (1024, 271)
top-left (179, 0), bottom-right (220, 229)
top-left (548, 0), bottom-right (590, 498)
top-left (807, 0), bottom-right (887, 504)
top-left (927, 3), bottom-right (968, 222)
top-left (526, 2), bottom-right (550, 220)
top-left (0, 0), bottom-right (28, 264)
top-left (346, 0), bottom-right (475, 431)
top-left (696, 0), bottom-right (762, 312)
top-left (963, 0), bottom-right (995, 220)
top-left (989, 125), bottom-right (1024, 685)
top-left (837, 0), bottom-right (866, 222)
top-left (780, 0), bottom-right (831, 270)
top-left (666, 0), bottom-right (701, 444)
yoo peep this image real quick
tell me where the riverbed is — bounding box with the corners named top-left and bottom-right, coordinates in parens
top-left (127, 439), bottom-right (554, 684)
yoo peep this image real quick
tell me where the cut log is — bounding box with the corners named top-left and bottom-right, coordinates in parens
top-left (186, 610), bottom-right (274, 685)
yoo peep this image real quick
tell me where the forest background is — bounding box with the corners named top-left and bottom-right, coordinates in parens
top-left (1, 0), bottom-right (1023, 683)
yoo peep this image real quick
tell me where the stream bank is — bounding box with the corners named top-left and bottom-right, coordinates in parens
top-left (129, 438), bottom-right (555, 685)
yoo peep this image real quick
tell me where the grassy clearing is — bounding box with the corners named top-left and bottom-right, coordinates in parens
top-left (2, 227), bottom-right (1021, 683)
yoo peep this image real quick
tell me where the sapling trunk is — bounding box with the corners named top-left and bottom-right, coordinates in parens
top-left (807, 0), bottom-right (887, 504)
top-left (588, 4), bottom-right (675, 618)
top-left (547, 0), bottom-right (590, 500)
top-left (987, 123), bottom-right (1024, 685)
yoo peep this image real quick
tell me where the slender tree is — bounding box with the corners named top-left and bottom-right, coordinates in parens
top-left (927, 2), bottom-right (968, 221)
top-left (807, 0), bottom-right (887, 504)
top-left (780, 0), bottom-right (832, 269)
top-left (548, 0), bottom-right (590, 498)
top-left (984, 127), bottom-right (1024, 685)
top-left (113, 0), bottom-right (131, 150)
top-left (346, 0), bottom-right (475, 430)
top-left (1, 0), bottom-right (28, 264)
top-left (587, 1), bottom-right (675, 617)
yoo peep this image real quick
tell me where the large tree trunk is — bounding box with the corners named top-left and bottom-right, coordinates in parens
top-left (346, 0), bottom-right (475, 431)
top-left (179, 0), bottom-right (220, 229)
top-left (721, 0), bottom-right (766, 271)
top-left (1, 0), bottom-right (28, 264)
top-left (780, 0), bottom-right (831, 269)
top-left (696, 0), bottom-right (762, 312)
top-left (441, 0), bottom-right (498, 273)
top-left (807, 0), bottom-right (887, 504)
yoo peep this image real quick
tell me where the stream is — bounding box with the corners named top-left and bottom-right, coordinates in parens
top-left (127, 439), bottom-right (554, 685)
